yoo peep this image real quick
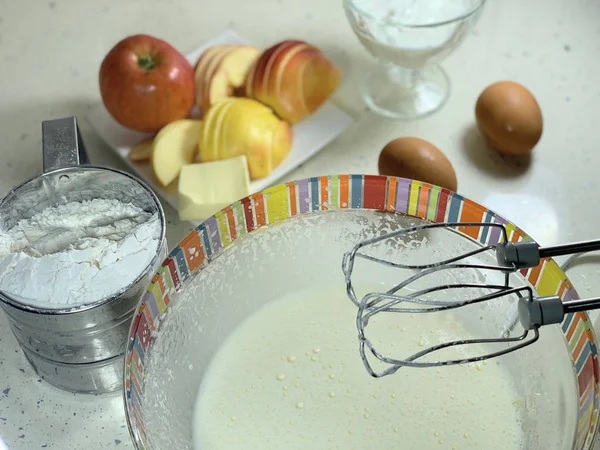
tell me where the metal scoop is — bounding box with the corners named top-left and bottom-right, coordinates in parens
top-left (342, 222), bottom-right (600, 377)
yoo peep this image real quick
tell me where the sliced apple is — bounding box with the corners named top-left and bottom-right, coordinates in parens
top-left (198, 99), bottom-right (235, 162)
top-left (128, 138), bottom-right (153, 162)
top-left (270, 42), bottom-right (311, 117)
top-left (194, 46), bottom-right (232, 109)
top-left (300, 47), bottom-right (341, 111)
top-left (214, 99), bottom-right (237, 160)
top-left (151, 119), bottom-right (202, 187)
top-left (221, 99), bottom-right (274, 178)
top-left (194, 46), bottom-right (225, 83)
top-left (245, 43), bottom-right (280, 98)
top-left (194, 45), bottom-right (232, 113)
top-left (199, 48), bottom-right (231, 110)
top-left (270, 121), bottom-right (293, 168)
top-left (264, 40), bottom-right (306, 98)
top-left (198, 98), bottom-right (293, 180)
top-left (219, 98), bottom-right (263, 160)
top-left (194, 45), bottom-right (260, 114)
top-left (221, 46), bottom-right (260, 88)
top-left (204, 46), bottom-right (259, 109)
top-left (207, 100), bottom-right (231, 161)
top-left (245, 40), bottom-right (341, 124)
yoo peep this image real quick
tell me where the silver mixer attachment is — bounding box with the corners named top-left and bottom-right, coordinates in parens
top-left (342, 221), bottom-right (600, 377)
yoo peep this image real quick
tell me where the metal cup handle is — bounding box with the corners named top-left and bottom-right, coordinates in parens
top-left (42, 117), bottom-right (89, 173)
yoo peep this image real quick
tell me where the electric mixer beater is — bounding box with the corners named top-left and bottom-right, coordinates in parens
top-left (343, 221), bottom-right (600, 377)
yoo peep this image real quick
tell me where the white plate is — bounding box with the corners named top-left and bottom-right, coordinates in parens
top-left (86, 29), bottom-right (354, 210)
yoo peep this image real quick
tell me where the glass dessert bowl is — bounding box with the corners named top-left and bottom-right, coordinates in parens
top-left (344, 0), bottom-right (486, 119)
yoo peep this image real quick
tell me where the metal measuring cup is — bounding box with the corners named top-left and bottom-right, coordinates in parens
top-left (0, 117), bottom-right (167, 394)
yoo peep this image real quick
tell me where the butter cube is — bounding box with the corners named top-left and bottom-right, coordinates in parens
top-left (177, 156), bottom-right (251, 222)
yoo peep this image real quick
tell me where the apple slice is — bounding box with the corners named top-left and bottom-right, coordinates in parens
top-left (245, 40), bottom-right (341, 124)
top-left (197, 98), bottom-right (292, 179)
top-left (194, 45), bottom-right (260, 114)
top-left (263, 40), bottom-right (306, 98)
top-left (151, 119), bottom-right (202, 187)
top-left (198, 99), bottom-right (236, 162)
top-left (204, 46), bottom-right (259, 111)
top-left (214, 99), bottom-right (238, 161)
top-left (194, 46), bottom-right (233, 111)
top-left (221, 46), bottom-right (260, 88)
top-left (218, 98), bottom-right (264, 160)
top-left (245, 44), bottom-right (281, 98)
top-left (222, 98), bottom-right (292, 179)
top-left (211, 99), bottom-right (235, 161)
top-left (243, 112), bottom-right (292, 179)
top-left (270, 121), bottom-right (293, 168)
top-left (199, 48), bottom-right (231, 110)
top-left (269, 42), bottom-right (311, 117)
top-left (220, 99), bottom-right (273, 178)
top-left (128, 138), bottom-right (153, 162)
top-left (194, 45), bottom-right (235, 77)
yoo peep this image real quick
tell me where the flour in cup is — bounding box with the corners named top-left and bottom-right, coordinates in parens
top-left (350, 0), bottom-right (477, 67)
top-left (354, 0), bottom-right (474, 26)
top-left (0, 198), bottom-right (161, 308)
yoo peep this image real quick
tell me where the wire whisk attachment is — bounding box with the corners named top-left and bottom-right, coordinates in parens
top-left (342, 221), bottom-right (600, 378)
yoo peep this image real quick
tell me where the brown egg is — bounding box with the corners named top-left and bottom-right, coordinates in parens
top-left (378, 137), bottom-right (458, 192)
top-left (475, 81), bottom-right (543, 155)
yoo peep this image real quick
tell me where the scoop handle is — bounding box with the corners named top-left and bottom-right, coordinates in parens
top-left (42, 116), bottom-right (89, 173)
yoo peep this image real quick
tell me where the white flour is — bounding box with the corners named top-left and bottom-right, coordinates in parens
top-left (0, 198), bottom-right (162, 308)
top-left (356, 0), bottom-right (474, 25)
top-left (351, 0), bottom-right (477, 64)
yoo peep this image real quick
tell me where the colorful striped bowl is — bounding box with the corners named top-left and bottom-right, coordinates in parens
top-left (124, 175), bottom-right (600, 449)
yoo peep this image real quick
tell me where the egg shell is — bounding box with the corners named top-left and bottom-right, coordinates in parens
top-left (475, 81), bottom-right (543, 155)
top-left (378, 137), bottom-right (457, 192)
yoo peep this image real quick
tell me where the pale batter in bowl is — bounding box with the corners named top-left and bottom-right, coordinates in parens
top-left (193, 285), bottom-right (525, 450)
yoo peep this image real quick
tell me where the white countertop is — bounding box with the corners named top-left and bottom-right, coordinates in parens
top-left (1, 0), bottom-right (600, 448)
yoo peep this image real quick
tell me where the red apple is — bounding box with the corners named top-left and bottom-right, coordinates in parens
top-left (99, 34), bottom-right (195, 132)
